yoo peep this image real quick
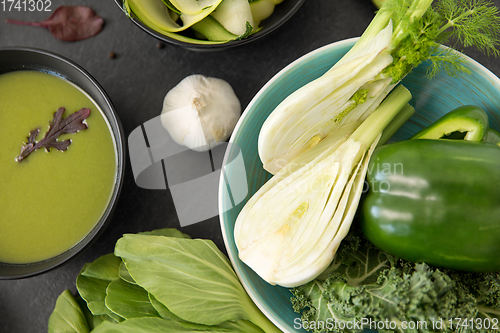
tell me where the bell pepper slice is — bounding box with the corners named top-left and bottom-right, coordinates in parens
top-left (411, 105), bottom-right (489, 142)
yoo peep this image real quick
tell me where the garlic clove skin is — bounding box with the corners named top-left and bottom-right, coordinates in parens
top-left (161, 75), bottom-right (241, 152)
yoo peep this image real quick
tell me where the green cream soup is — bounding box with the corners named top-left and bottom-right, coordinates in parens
top-left (0, 71), bottom-right (117, 264)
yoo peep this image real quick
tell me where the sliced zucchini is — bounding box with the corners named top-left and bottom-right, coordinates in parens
top-left (128, 0), bottom-right (218, 32)
top-left (250, 0), bottom-right (275, 22)
top-left (169, 0), bottom-right (223, 15)
top-left (191, 16), bottom-right (238, 41)
top-left (211, 0), bottom-right (254, 35)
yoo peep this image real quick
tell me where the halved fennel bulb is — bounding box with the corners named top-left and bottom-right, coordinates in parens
top-left (235, 85), bottom-right (411, 287)
top-left (258, 21), bottom-right (395, 175)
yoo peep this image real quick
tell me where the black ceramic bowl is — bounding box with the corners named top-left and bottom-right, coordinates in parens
top-left (113, 0), bottom-right (306, 51)
top-left (0, 48), bottom-right (125, 279)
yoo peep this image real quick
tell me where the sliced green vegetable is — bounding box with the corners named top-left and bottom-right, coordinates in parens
top-left (127, 0), bottom-right (221, 33)
top-left (484, 128), bottom-right (500, 145)
top-left (250, 0), bottom-right (275, 22)
top-left (411, 105), bottom-right (489, 141)
top-left (127, 0), bottom-right (180, 31)
top-left (130, 3), bottom-right (228, 45)
top-left (211, 0), bottom-right (254, 35)
top-left (361, 139), bottom-right (500, 272)
top-left (191, 16), bottom-right (238, 41)
top-left (48, 290), bottom-right (90, 333)
top-left (161, 0), bottom-right (181, 14)
top-left (105, 279), bottom-right (160, 320)
top-left (169, 0), bottom-right (221, 15)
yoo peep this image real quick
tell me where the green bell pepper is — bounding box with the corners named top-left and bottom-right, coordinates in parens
top-left (361, 139), bottom-right (500, 272)
top-left (410, 105), bottom-right (489, 141)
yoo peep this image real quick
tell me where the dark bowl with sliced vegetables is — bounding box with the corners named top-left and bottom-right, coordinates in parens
top-left (113, 0), bottom-right (306, 51)
top-left (0, 48), bottom-right (125, 280)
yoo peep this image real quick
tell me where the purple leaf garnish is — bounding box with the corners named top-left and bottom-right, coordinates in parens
top-left (16, 107), bottom-right (91, 162)
top-left (6, 6), bottom-right (104, 42)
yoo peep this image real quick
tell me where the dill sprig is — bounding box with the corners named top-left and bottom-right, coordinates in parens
top-left (436, 0), bottom-right (500, 56)
top-left (380, 0), bottom-right (500, 81)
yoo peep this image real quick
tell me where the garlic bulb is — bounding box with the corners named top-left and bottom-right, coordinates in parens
top-left (161, 75), bottom-right (241, 152)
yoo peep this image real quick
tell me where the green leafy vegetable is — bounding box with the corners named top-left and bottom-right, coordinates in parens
top-left (105, 279), bottom-right (160, 320)
top-left (115, 234), bottom-right (279, 331)
top-left (48, 290), bottom-right (90, 333)
top-left (16, 107), bottom-right (91, 162)
top-left (48, 228), bottom-right (280, 333)
top-left (148, 293), bottom-right (186, 321)
top-left (81, 254), bottom-right (122, 281)
top-left (76, 273), bottom-right (123, 322)
top-left (138, 228), bottom-right (191, 238)
top-left (90, 317), bottom-right (229, 332)
top-left (291, 226), bottom-right (500, 332)
top-left (118, 261), bottom-right (136, 285)
top-left (75, 294), bottom-right (116, 331)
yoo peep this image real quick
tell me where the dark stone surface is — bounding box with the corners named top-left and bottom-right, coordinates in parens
top-left (0, 0), bottom-right (499, 332)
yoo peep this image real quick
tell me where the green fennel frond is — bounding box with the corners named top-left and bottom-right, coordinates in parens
top-left (426, 47), bottom-right (472, 78)
top-left (380, 0), bottom-right (500, 81)
top-left (435, 0), bottom-right (500, 57)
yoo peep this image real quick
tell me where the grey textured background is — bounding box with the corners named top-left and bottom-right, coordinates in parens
top-left (1, 0), bottom-right (499, 332)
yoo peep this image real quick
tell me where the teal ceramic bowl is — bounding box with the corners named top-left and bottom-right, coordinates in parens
top-left (219, 38), bottom-right (500, 332)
